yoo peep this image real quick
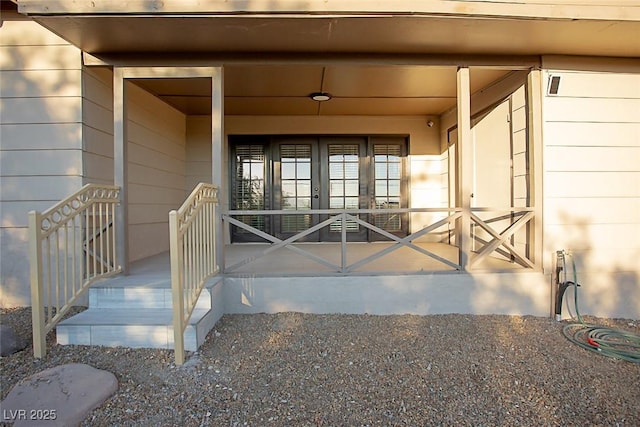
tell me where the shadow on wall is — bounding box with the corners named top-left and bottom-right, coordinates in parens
top-left (546, 210), bottom-right (639, 319)
top-left (0, 15), bottom-right (84, 307)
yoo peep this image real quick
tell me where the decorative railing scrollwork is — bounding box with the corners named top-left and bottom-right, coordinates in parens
top-left (30, 184), bottom-right (121, 358)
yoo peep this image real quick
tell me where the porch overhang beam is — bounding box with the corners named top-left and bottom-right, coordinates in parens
top-left (83, 52), bottom-right (541, 69)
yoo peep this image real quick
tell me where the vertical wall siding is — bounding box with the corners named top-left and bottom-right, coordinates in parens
top-left (0, 13), bottom-right (83, 307)
top-left (542, 67), bottom-right (640, 318)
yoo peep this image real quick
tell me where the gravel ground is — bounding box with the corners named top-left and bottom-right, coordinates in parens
top-left (1, 308), bottom-right (639, 426)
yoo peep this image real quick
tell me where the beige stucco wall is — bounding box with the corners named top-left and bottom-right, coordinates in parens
top-left (0, 12), bottom-right (84, 307)
top-left (541, 57), bottom-right (640, 318)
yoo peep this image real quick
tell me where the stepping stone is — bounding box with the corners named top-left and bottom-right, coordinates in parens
top-left (0, 363), bottom-right (117, 426)
top-left (0, 325), bottom-right (27, 356)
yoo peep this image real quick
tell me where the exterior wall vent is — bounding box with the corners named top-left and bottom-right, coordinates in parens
top-left (547, 75), bottom-right (561, 96)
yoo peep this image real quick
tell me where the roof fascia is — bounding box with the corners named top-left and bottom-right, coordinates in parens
top-left (16, 0), bottom-right (640, 22)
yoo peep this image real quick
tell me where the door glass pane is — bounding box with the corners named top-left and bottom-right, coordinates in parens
top-left (280, 144), bottom-right (312, 233)
top-left (373, 144), bottom-right (403, 232)
top-left (328, 144), bottom-right (360, 232)
top-left (234, 144), bottom-right (266, 233)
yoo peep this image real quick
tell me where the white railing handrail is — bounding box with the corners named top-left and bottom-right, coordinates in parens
top-left (170, 183), bottom-right (219, 365)
top-left (30, 183), bottom-right (121, 358)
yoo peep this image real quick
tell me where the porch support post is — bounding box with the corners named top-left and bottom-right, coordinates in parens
top-left (527, 68), bottom-right (544, 270)
top-left (456, 67), bottom-right (473, 271)
top-left (211, 67), bottom-right (225, 272)
top-left (113, 67), bottom-right (129, 274)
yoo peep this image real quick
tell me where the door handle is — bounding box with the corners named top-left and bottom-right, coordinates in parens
top-left (313, 195), bottom-right (319, 199)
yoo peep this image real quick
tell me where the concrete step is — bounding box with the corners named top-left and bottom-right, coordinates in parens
top-left (57, 274), bottom-right (225, 352)
top-left (88, 285), bottom-right (212, 310)
top-left (56, 308), bottom-right (217, 351)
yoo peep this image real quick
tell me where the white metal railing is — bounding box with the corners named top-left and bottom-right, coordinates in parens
top-left (223, 208), bottom-right (463, 273)
top-left (29, 184), bottom-right (120, 358)
top-left (170, 183), bottom-right (219, 365)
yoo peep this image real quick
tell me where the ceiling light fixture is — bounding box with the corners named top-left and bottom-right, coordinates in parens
top-left (309, 92), bottom-right (332, 102)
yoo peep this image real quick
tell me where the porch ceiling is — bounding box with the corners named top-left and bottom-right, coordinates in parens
top-left (130, 66), bottom-right (511, 116)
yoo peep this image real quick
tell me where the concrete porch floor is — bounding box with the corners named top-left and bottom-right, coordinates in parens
top-left (100, 241), bottom-right (523, 283)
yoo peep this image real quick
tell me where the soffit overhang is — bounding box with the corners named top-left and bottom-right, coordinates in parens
top-left (13, 1), bottom-right (640, 58)
top-left (12, 1), bottom-right (639, 116)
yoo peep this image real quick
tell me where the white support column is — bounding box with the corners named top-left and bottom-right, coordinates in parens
top-left (113, 67), bottom-right (129, 274)
top-left (457, 67), bottom-right (473, 270)
top-left (527, 68), bottom-right (544, 271)
top-left (211, 67), bottom-right (225, 272)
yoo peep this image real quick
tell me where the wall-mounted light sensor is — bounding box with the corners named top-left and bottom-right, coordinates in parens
top-left (547, 75), bottom-right (561, 95)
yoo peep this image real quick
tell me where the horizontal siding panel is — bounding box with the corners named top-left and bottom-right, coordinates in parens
top-left (0, 150), bottom-right (82, 176)
top-left (129, 143), bottom-right (185, 176)
top-left (82, 68), bottom-right (113, 110)
top-left (83, 152), bottom-right (114, 184)
top-left (544, 121), bottom-right (640, 147)
top-left (0, 97), bottom-right (81, 124)
top-left (545, 224), bottom-right (640, 250)
top-left (513, 176), bottom-right (528, 200)
top-left (546, 197), bottom-right (640, 224)
top-left (0, 69), bottom-right (82, 98)
top-left (82, 125), bottom-right (113, 158)
top-left (545, 72), bottom-right (640, 99)
top-left (127, 83), bottom-right (186, 142)
top-left (0, 201), bottom-right (64, 228)
top-left (511, 106), bottom-right (526, 133)
top-left (128, 122), bottom-right (185, 161)
top-left (129, 204), bottom-right (174, 225)
top-left (129, 164), bottom-right (185, 190)
top-left (0, 123), bottom-right (81, 150)
top-left (545, 146), bottom-right (640, 171)
top-left (82, 99), bottom-right (113, 134)
top-left (0, 19), bottom-right (69, 46)
top-left (186, 162), bottom-right (212, 178)
top-left (186, 141), bottom-right (212, 160)
top-left (0, 45), bottom-right (81, 71)
top-left (513, 152), bottom-right (527, 174)
top-left (0, 176), bottom-right (82, 201)
top-left (128, 184), bottom-right (186, 206)
top-left (512, 87), bottom-right (526, 110)
top-left (545, 97), bottom-right (640, 123)
top-left (129, 223), bottom-right (170, 262)
top-left (545, 172), bottom-right (640, 198)
top-left (512, 129), bottom-right (527, 154)
top-left (543, 248), bottom-right (640, 276)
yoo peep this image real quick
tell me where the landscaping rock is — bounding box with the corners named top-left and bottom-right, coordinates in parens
top-left (0, 363), bottom-right (117, 426)
top-left (0, 324), bottom-right (27, 356)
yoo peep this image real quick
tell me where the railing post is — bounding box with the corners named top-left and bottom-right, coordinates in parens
top-left (29, 211), bottom-right (46, 358)
top-left (169, 210), bottom-right (186, 365)
top-left (341, 213), bottom-right (347, 273)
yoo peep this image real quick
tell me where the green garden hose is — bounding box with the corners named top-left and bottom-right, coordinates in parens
top-left (558, 251), bottom-right (640, 363)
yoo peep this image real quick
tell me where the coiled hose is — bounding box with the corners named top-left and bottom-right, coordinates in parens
top-left (558, 251), bottom-right (640, 363)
